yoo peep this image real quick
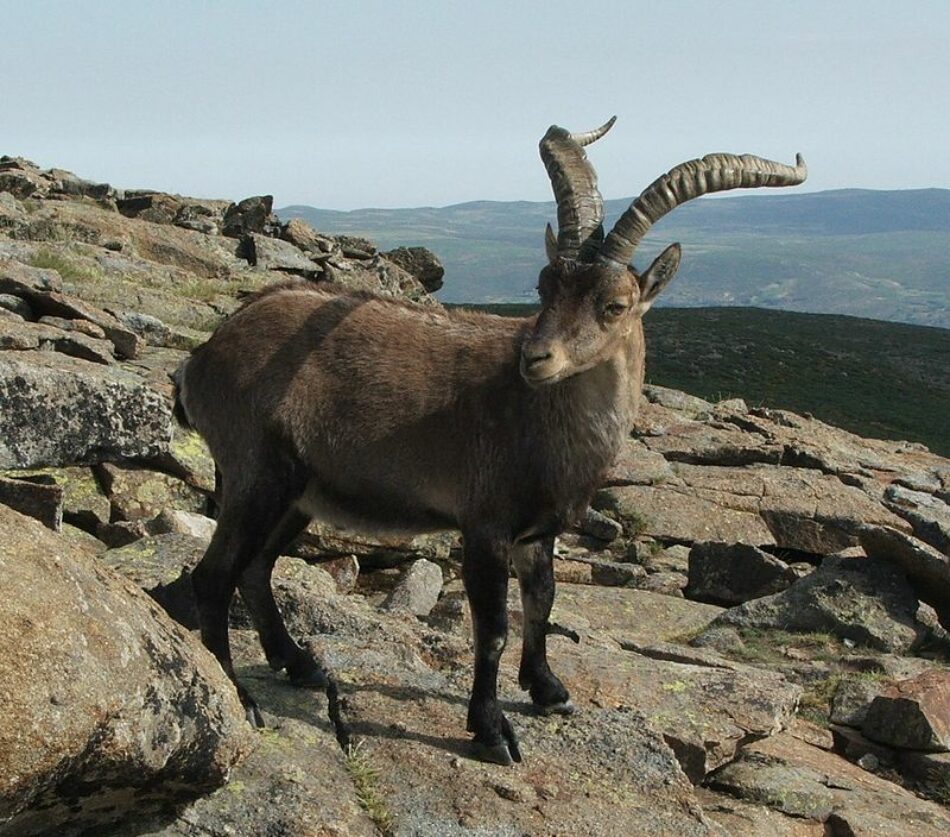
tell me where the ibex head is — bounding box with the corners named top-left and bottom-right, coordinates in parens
top-left (520, 118), bottom-right (807, 385)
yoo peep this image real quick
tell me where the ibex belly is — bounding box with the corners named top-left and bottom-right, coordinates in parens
top-left (295, 476), bottom-right (458, 538)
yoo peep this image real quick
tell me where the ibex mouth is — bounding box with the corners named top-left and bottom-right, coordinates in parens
top-left (520, 354), bottom-right (566, 386)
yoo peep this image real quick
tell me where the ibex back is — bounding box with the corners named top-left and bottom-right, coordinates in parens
top-left (176, 117), bottom-right (806, 765)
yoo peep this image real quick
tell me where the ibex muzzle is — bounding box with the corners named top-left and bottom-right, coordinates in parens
top-left (176, 117), bottom-right (806, 766)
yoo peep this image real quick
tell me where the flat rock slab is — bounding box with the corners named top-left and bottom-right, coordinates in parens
top-left (0, 505), bottom-right (249, 836)
top-left (542, 641), bottom-right (802, 782)
top-left (597, 484), bottom-right (777, 546)
top-left (709, 732), bottom-right (950, 834)
top-left (215, 569), bottom-right (717, 834)
top-left (551, 584), bottom-right (724, 648)
top-left (0, 350), bottom-right (171, 469)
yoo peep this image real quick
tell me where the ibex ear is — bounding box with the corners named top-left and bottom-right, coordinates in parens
top-left (636, 243), bottom-right (681, 314)
top-left (544, 223), bottom-right (558, 264)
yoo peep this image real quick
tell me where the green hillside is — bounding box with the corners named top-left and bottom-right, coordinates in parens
top-left (447, 304), bottom-right (950, 457)
top-left (279, 189), bottom-right (950, 329)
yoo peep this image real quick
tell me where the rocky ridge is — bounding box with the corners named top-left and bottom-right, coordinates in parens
top-left (0, 155), bottom-right (948, 835)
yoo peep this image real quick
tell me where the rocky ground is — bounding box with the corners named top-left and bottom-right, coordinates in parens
top-left (0, 155), bottom-right (948, 836)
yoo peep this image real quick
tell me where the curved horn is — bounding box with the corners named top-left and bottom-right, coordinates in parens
top-left (539, 116), bottom-right (616, 261)
top-left (599, 152), bottom-right (807, 267)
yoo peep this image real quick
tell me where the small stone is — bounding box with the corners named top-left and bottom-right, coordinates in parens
top-left (857, 752), bottom-right (880, 771)
top-left (381, 558), bottom-right (443, 616)
top-left (579, 507), bottom-right (623, 542)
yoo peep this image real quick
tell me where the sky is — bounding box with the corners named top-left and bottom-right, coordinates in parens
top-left (3, 1), bottom-right (949, 209)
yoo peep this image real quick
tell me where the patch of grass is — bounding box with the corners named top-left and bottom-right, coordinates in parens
top-left (178, 277), bottom-right (231, 302)
top-left (29, 248), bottom-right (102, 284)
top-left (344, 740), bottom-right (393, 835)
top-left (798, 669), bottom-right (891, 726)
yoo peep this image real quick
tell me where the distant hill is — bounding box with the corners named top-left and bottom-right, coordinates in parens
top-left (448, 304), bottom-right (950, 457)
top-left (280, 189), bottom-right (950, 329)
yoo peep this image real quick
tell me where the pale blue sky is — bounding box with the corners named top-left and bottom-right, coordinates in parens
top-left (3, 1), bottom-right (948, 208)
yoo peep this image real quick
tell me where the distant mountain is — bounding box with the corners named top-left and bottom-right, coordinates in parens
top-left (279, 189), bottom-right (950, 329)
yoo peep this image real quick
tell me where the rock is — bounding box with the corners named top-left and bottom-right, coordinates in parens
top-left (897, 749), bottom-right (950, 804)
top-left (95, 461), bottom-right (206, 522)
top-left (709, 732), bottom-right (950, 833)
top-left (0, 505), bottom-right (249, 836)
top-left (551, 642), bottom-right (802, 782)
top-left (112, 308), bottom-right (172, 346)
top-left (156, 424), bottom-right (217, 493)
top-left (579, 506), bottom-right (623, 541)
top-left (859, 526), bottom-right (950, 631)
top-left (649, 543), bottom-right (691, 574)
top-left (708, 554), bottom-right (927, 653)
top-left (279, 217), bottom-right (325, 251)
top-left (604, 438), bottom-right (681, 486)
top-left (883, 484), bottom-right (950, 554)
top-left (0, 474), bottom-right (63, 529)
top-left (596, 483), bottom-right (776, 546)
top-left (0, 350), bottom-right (171, 469)
top-left (567, 554), bottom-right (647, 587)
top-left (20, 464), bottom-right (119, 532)
top-left (0, 293), bottom-right (31, 318)
top-left (861, 670), bottom-right (950, 751)
top-left (3, 282), bottom-right (143, 358)
top-left (143, 634), bottom-right (377, 837)
top-left (147, 508), bottom-right (217, 541)
top-left (381, 558), bottom-right (444, 616)
top-left (639, 571), bottom-right (688, 597)
top-left (830, 677), bottom-right (889, 727)
top-left (643, 419), bottom-right (786, 467)
top-left (382, 246), bottom-right (444, 292)
top-left (243, 233), bottom-right (319, 275)
top-left (687, 542), bottom-right (796, 605)
top-left (643, 384), bottom-right (712, 414)
top-left (37, 314), bottom-right (107, 339)
top-left (0, 316), bottom-right (115, 364)
top-left (325, 254), bottom-right (434, 304)
top-left (552, 584), bottom-right (723, 649)
top-left (222, 195), bottom-right (277, 237)
top-left (101, 532), bottom-right (206, 627)
top-left (829, 724), bottom-right (896, 767)
top-left (709, 753), bottom-right (836, 820)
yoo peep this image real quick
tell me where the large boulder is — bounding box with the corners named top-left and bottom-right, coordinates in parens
top-left (707, 554), bottom-right (927, 653)
top-left (0, 505), bottom-right (250, 836)
top-left (0, 350), bottom-right (171, 469)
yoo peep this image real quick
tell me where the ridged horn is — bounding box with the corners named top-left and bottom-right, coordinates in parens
top-left (599, 152), bottom-right (807, 267)
top-left (539, 116), bottom-right (616, 261)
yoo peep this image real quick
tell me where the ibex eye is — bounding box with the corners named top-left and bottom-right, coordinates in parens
top-left (605, 302), bottom-right (628, 317)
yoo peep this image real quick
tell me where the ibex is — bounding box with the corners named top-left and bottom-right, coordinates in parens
top-left (176, 118), bottom-right (806, 765)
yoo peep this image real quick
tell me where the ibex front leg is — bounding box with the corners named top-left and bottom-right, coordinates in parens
top-left (512, 536), bottom-right (573, 714)
top-left (461, 531), bottom-right (521, 765)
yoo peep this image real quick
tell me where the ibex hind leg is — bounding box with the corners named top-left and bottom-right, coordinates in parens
top-left (512, 537), bottom-right (573, 715)
top-left (191, 467), bottom-right (305, 727)
top-left (238, 507), bottom-right (327, 688)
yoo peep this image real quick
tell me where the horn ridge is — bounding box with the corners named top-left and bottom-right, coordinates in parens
top-left (539, 117), bottom-right (616, 260)
top-left (600, 152), bottom-right (807, 266)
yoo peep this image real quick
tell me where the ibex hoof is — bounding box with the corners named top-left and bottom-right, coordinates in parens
top-left (539, 700), bottom-right (575, 716)
top-left (471, 739), bottom-right (520, 766)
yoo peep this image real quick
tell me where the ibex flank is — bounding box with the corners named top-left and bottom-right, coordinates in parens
top-left (175, 118), bottom-right (807, 765)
